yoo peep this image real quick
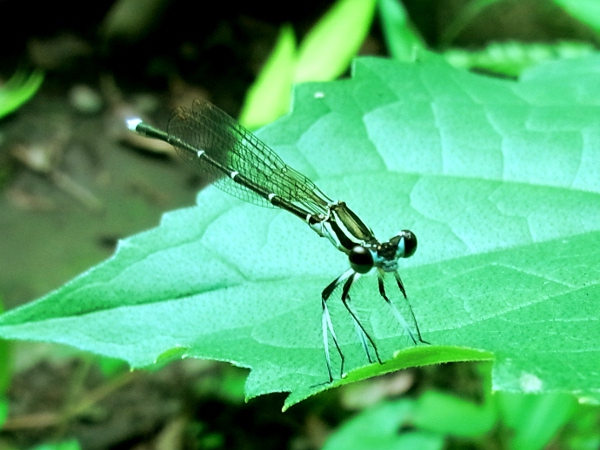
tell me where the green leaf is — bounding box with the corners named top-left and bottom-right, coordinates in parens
top-left (553, 0), bottom-right (600, 33)
top-left (444, 41), bottom-right (596, 77)
top-left (0, 70), bottom-right (44, 118)
top-left (498, 392), bottom-right (577, 450)
top-left (377, 0), bottom-right (425, 60)
top-left (1, 52), bottom-right (600, 409)
top-left (323, 400), bottom-right (445, 450)
top-left (560, 403), bottom-right (600, 449)
top-left (30, 439), bottom-right (82, 450)
top-left (295, 0), bottom-right (376, 82)
top-left (238, 24), bottom-right (297, 130)
top-left (0, 398), bottom-right (8, 427)
top-left (413, 389), bottom-right (497, 437)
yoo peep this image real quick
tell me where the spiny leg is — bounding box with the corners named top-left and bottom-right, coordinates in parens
top-left (321, 271), bottom-right (353, 381)
top-left (377, 271), bottom-right (429, 345)
top-left (340, 273), bottom-right (382, 366)
top-left (321, 296), bottom-right (343, 382)
top-left (377, 274), bottom-right (417, 344)
top-left (393, 271), bottom-right (429, 344)
top-left (346, 292), bottom-right (374, 364)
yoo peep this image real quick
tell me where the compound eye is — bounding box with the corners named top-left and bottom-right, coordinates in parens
top-left (400, 230), bottom-right (417, 258)
top-left (349, 246), bottom-right (373, 274)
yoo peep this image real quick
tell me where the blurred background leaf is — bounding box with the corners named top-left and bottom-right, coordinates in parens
top-left (0, 70), bottom-right (44, 119)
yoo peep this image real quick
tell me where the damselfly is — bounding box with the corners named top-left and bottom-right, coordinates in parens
top-left (127, 99), bottom-right (427, 382)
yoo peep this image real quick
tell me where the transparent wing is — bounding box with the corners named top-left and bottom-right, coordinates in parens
top-left (167, 98), bottom-right (332, 216)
